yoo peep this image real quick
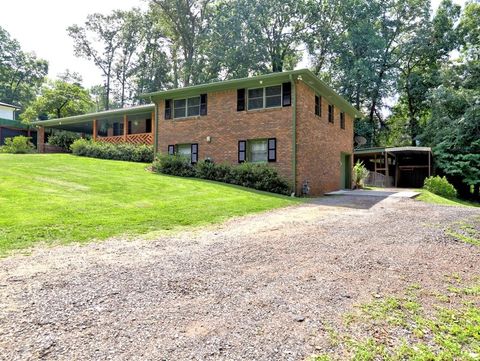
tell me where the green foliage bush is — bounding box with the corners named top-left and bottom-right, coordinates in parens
top-left (0, 136), bottom-right (35, 154)
top-left (70, 139), bottom-right (154, 163)
top-left (47, 131), bottom-right (80, 151)
top-left (353, 160), bottom-right (369, 189)
top-left (153, 155), bottom-right (291, 195)
top-left (152, 153), bottom-right (196, 177)
top-left (423, 176), bottom-right (457, 199)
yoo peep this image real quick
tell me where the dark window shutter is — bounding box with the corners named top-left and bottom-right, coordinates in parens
top-left (268, 138), bottom-right (276, 162)
top-left (340, 112), bottom-right (345, 129)
top-left (315, 95), bottom-right (320, 116)
top-left (191, 143), bottom-right (198, 163)
top-left (168, 144), bottom-right (175, 155)
top-left (200, 94), bottom-right (207, 116)
top-left (238, 140), bottom-right (246, 163)
top-left (282, 82), bottom-right (291, 107)
top-left (165, 99), bottom-right (172, 119)
top-left (237, 89), bottom-right (245, 111)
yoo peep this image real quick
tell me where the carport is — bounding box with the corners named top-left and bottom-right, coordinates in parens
top-left (354, 146), bottom-right (432, 188)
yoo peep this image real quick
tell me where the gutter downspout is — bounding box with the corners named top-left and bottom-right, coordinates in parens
top-left (150, 96), bottom-right (158, 157)
top-left (289, 74), bottom-right (297, 196)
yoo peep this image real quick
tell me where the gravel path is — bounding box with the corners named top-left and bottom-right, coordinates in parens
top-left (1, 196), bottom-right (479, 361)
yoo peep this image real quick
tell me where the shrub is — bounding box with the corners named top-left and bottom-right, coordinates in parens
top-left (47, 131), bottom-right (80, 151)
top-left (70, 139), bottom-right (154, 163)
top-left (424, 176), bottom-right (457, 198)
top-left (353, 160), bottom-right (369, 189)
top-left (152, 153), bottom-right (196, 177)
top-left (195, 160), bottom-right (232, 182)
top-left (0, 136), bottom-right (35, 154)
top-left (153, 155), bottom-right (291, 195)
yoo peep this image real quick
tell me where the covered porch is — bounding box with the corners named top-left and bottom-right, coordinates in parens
top-left (31, 104), bottom-right (155, 152)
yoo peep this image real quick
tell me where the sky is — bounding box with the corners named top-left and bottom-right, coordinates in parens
top-left (0, 0), bottom-right (467, 89)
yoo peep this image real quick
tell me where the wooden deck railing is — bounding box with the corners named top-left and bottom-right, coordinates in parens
top-left (97, 132), bottom-right (154, 145)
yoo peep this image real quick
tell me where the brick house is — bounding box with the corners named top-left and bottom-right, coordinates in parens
top-left (33, 69), bottom-right (361, 195)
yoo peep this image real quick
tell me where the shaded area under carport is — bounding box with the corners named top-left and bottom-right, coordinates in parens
top-left (354, 146), bottom-right (432, 188)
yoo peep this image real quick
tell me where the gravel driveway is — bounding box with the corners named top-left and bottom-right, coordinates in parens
top-left (1, 195), bottom-right (479, 360)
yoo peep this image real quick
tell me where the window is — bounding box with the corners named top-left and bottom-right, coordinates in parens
top-left (238, 138), bottom-right (277, 163)
top-left (328, 104), bottom-right (334, 123)
top-left (340, 112), bottom-right (345, 129)
top-left (315, 95), bottom-right (321, 116)
top-left (265, 85), bottom-right (282, 108)
top-left (247, 85), bottom-right (282, 110)
top-left (248, 88), bottom-right (264, 110)
top-left (172, 96), bottom-right (202, 119)
top-left (177, 143), bottom-right (191, 157)
top-left (249, 139), bottom-right (268, 163)
top-left (167, 143), bottom-right (198, 163)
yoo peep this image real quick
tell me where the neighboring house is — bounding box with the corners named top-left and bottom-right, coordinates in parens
top-left (32, 69), bottom-right (362, 195)
top-left (0, 102), bottom-right (36, 146)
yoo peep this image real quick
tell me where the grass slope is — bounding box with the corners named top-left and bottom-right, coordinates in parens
top-left (416, 189), bottom-right (479, 208)
top-left (0, 154), bottom-right (297, 254)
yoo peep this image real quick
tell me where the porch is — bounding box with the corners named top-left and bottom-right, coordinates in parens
top-left (31, 104), bottom-right (155, 152)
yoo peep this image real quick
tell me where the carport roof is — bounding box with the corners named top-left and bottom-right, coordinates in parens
top-left (30, 104), bottom-right (155, 127)
top-left (354, 146), bottom-right (432, 155)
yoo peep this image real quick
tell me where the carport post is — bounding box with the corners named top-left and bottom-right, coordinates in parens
top-left (92, 119), bottom-right (97, 141)
top-left (428, 151), bottom-right (431, 177)
top-left (37, 126), bottom-right (45, 153)
top-left (123, 114), bottom-right (128, 141)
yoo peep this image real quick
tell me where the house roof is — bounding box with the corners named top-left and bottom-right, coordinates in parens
top-left (31, 104), bottom-right (155, 127)
top-left (141, 69), bottom-right (363, 118)
top-left (0, 102), bottom-right (19, 109)
top-left (355, 146), bottom-right (432, 155)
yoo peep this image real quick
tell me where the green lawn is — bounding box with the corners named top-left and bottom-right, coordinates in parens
top-left (0, 154), bottom-right (298, 254)
top-left (416, 189), bottom-right (479, 208)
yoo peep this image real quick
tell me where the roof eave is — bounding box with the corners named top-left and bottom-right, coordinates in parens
top-left (31, 104), bottom-right (155, 127)
top-left (140, 69), bottom-right (363, 119)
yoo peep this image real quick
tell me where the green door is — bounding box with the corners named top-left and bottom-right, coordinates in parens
top-left (340, 153), bottom-right (352, 189)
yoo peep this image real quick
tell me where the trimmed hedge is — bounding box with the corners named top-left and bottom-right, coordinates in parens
top-left (70, 139), bottom-right (154, 163)
top-left (153, 154), bottom-right (291, 195)
top-left (423, 175), bottom-right (457, 199)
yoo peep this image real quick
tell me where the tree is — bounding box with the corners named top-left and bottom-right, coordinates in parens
top-left (22, 73), bottom-right (94, 122)
top-left (67, 13), bottom-right (125, 110)
top-left (131, 10), bottom-right (171, 99)
top-left (0, 26), bottom-right (48, 109)
top-left (421, 1), bottom-right (480, 200)
top-left (112, 9), bottom-right (145, 107)
top-left (150, 0), bottom-right (212, 87)
top-left (392, 0), bottom-right (461, 146)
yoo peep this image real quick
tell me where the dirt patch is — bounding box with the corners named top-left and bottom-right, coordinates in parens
top-left (0, 196), bottom-right (479, 360)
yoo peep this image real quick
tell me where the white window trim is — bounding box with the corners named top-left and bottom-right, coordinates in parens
top-left (247, 84), bottom-right (283, 111)
top-left (173, 96), bottom-right (201, 119)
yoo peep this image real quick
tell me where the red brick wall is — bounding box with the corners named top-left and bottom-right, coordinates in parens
top-left (156, 89), bottom-right (294, 184)
top-left (155, 81), bottom-right (354, 196)
top-left (295, 81), bottom-right (354, 195)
